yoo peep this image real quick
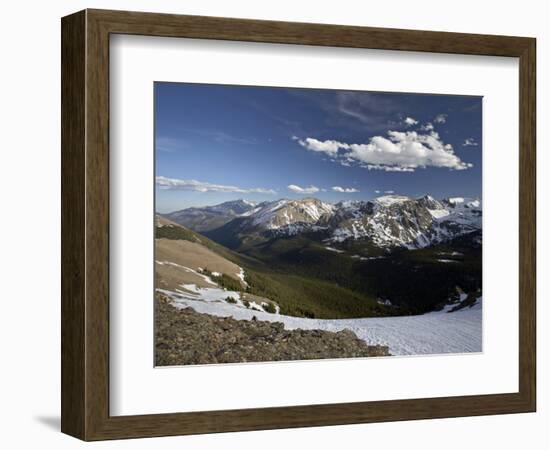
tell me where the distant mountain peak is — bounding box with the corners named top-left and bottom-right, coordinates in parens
top-left (163, 199), bottom-right (258, 233)
top-left (248, 198), bottom-right (335, 230)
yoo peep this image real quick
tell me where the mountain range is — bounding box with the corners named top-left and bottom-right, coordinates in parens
top-left (158, 194), bottom-right (482, 318)
top-left (163, 199), bottom-right (257, 232)
top-left (163, 195), bottom-right (482, 251)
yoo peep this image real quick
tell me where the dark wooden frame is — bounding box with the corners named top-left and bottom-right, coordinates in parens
top-left (61, 9), bottom-right (536, 441)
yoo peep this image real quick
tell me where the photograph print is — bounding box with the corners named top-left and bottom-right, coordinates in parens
top-left (154, 82), bottom-right (482, 366)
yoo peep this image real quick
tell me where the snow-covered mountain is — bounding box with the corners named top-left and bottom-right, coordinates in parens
top-left (245, 198), bottom-right (335, 231)
top-left (167, 195), bottom-right (482, 250)
top-left (202, 198), bottom-right (336, 245)
top-left (164, 199), bottom-right (257, 232)
top-left (327, 195), bottom-right (481, 249)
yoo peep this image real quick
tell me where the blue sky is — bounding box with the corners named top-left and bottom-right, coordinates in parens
top-left (155, 82), bottom-right (482, 213)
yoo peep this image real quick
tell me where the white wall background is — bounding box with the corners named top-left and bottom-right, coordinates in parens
top-left (0, 1), bottom-right (546, 448)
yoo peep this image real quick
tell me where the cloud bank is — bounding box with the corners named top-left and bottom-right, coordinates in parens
top-left (156, 176), bottom-right (276, 194)
top-left (332, 186), bottom-right (359, 193)
top-left (287, 184), bottom-right (320, 194)
top-left (295, 130), bottom-right (472, 172)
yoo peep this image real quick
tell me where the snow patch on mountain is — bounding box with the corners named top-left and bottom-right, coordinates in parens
top-left (239, 206), bottom-right (262, 217)
top-left (374, 194), bottom-right (410, 207)
top-left (156, 260), bottom-right (217, 285)
top-left (428, 208), bottom-right (450, 219)
top-left (236, 267), bottom-right (248, 287)
top-left (448, 197), bottom-right (465, 204)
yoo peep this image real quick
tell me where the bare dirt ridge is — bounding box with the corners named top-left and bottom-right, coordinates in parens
top-left (155, 295), bottom-right (390, 366)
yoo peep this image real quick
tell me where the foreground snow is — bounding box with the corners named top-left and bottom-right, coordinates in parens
top-left (158, 284), bottom-right (277, 314)
top-left (160, 289), bottom-right (482, 356)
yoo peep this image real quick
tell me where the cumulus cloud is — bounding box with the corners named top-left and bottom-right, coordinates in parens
top-left (434, 114), bottom-right (447, 124)
top-left (374, 190), bottom-right (395, 194)
top-left (404, 117), bottom-right (418, 126)
top-left (287, 184), bottom-right (320, 194)
top-left (421, 122), bottom-right (434, 131)
top-left (156, 176), bottom-right (276, 194)
top-left (295, 130), bottom-right (472, 172)
top-left (293, 136), bottom-right (341, 156)
top-left (463, 138), bottom-right (479, 147)
top-left (332, 186), bottom-right (360, 193)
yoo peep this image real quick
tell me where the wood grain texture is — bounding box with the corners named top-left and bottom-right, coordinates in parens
top-left (61, 9), bottom-right (537, 441)
top-left (85, 10), bottom-right (111, 439)
top-left (518, 39), bottom-right (536, 410)
top-left (89, 8), bottom-right (532, 56)
top-left (61, 10), bottom-right (86, 439)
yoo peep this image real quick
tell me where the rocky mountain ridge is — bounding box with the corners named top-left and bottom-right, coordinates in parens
top-left (167, 194), bottom-right (481, 250)
top-left (164, 199), bottom-right (257, 232)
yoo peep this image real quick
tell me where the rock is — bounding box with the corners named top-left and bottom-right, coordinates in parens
top-left (155, 295), bottom-right (390, 366)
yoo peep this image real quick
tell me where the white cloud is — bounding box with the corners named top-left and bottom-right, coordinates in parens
top-left (421, 122), bottom-right (434, 131)
top-left (295, 130), bottom-right (472, 172)
top-left (404, 117), bottom-right (418, 126)
top-left (287, 184), bottom-right (320, 194)
top-left (294, 137), bottom-right (343, 156)
top-left (434, 114), bottom-right (447, 124)
top-left (332, 186), bottom-right (359, 193)
top-left (156, 176), bottom-right (276, 194)
top-left (375, 189), bottom-right (394, 194)
top-left (463, 138), bottom-right (479, 147)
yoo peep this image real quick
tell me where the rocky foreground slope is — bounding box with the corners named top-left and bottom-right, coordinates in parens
top-left (155, 295), bottom-right (390, 365)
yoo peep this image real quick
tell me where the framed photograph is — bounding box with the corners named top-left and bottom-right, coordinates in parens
top-left (61, 9), bottom-right (536, 440)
